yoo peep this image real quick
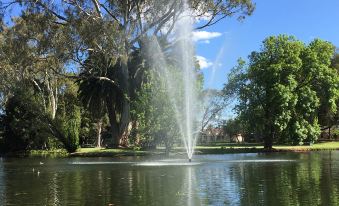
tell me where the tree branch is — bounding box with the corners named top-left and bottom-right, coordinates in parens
top-left (130, 0), bottom-right (178, 45)
top-left (35, 0), bottom-right (69, 23)
top-left (99, 3), bottom-right (122, 27)
top-left (91, 0), bottom-right (103, 18)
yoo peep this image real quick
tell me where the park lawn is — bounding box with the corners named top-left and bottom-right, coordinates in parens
top-left (70, 147), bottom-right (160, 157)
top-left (192, 144), bottom-right (263, 154)
top-left (74, 142), bottom-right (339, 156)
top-left (194, 142), bottom-right (339, 154)
top-left (167, 142), bottom-right (339, 154)
top-left (20, 142), bottom-right (339, 157)
top-left (273, 141), bottom-right (339, 151)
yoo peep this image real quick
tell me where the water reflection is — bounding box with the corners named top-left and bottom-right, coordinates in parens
top-left (0, 152), bottom-right (338, 205)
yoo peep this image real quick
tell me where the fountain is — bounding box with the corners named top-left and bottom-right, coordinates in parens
top-left (144, 1), bottom-right (200, 162)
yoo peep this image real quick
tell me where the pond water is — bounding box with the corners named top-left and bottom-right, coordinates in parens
top-left (1, 151), bottom-right (339, 206)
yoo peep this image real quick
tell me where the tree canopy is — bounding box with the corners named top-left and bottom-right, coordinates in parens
top-left (223, 35), bottom-right (339, 149)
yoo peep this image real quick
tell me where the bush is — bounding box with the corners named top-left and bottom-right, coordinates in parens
top-left (332, 128), bottom-right (339, 139)
top-left (63, 105), bottom-right (81, 152)
top-left (55, 84), bottom-right (81, 153)
top-left (1, 87), bottom-right (49, 153)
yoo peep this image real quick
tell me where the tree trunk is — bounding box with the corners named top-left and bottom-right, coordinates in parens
top-left (119, 121), bottom-right (132, 147)
top-left (263, 106), bottom-right (273, 149)
top-left (46, 77), bottom-right (57, 119)
top-left (103, 56), bottom-right (131, 148)
top-left (106, 97), bottom-right (120, 148)
top-left (49, 85), bottom-right (57, 119)
top-left (96, 118), bottom-right (102, 148)
top-left (132, 121), bottom-right (140, 145)
top-left (32, 79), bottom-right (47, 112)
top-left (117, 56), bottom-right (130, 142)
top-left (264, 134), bottom-right (273, 150)
top-left (264, 125), bottom-right (274, 150)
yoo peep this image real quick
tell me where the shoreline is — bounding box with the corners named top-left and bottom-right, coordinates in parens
top-left (2, 142), bottom-right (339, 158)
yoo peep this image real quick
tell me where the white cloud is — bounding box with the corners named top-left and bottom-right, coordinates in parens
top-left (195, 14), bottom-right (212, 22)
top-left (197, 56), bottom-right (213, 69)
top-left (192, 31), bottom-right (222, 43)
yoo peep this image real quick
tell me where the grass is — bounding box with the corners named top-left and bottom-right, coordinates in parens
top-left (193, 142), bottom-right (339, 154)
top-left (274, 142), bottom-right (339, 151)
top-left (3, 149), bottom-right (69, 157)
top-left (4, 142), bottom-right (339, 157)
top-left (29, 149), bottom-right (69, 156)
top-left (70, 147), bottom-right (162, 157)
top-left (70, 142), bottom-right (339, 157)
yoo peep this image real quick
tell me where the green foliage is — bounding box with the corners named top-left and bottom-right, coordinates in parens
top-left (130, 71), bottom-right (180, 150)
top-left (79, 108), bottom-right (109, 146)
top-left (77, 53), bottom-right (118, 119)
top-left (77, 53), bottom-right (128, 147)
top-left (1, 85), bottom-right (50, 152)
top-left (224, 35), bottom-right (339, 148)
top-left (223, 118), bottom-right (243, 137)
top-left (56, 81), bottom-right (81, 153)
top-left (61, 105), bottom-right (81, 153)
top-left (0, 0), bottom-right (254, 153)
top-left (79, 110), bottom-right (96, 145)
top-left (332, 128), bottom-right (339, 139)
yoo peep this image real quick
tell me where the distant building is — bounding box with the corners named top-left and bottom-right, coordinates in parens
top-left (231, 133), bottom-right (244, 143)
top-left (200, 126), bottom-right (225, 143)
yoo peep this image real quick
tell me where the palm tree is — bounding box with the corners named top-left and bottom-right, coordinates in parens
top-left (77, 52), bottom-right (126, 148)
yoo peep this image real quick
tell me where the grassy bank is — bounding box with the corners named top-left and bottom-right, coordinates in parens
top-left (70, 142), bottom-right (339, 157)
top-left (193, 142), bottom-right (339, 154)
top-left (70, 147), bottom-right (163, 157)
top-left (3, 142), bottom-right (339, 157)
top-left (2, 149), bottom-right (69, 157)
top-left (274, 142), bottom-right (339, 151)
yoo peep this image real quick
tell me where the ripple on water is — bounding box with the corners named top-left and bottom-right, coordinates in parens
top-left (69, 161), bottom-right (201, 166)
top-left (133, 162), bottom-right (201, 166)
top-left (69, 161), bottom-right (133, 165)
top-left (225, 159), bottom-right (296, 163)
top-left (69, 159), bottom-right (294, 166)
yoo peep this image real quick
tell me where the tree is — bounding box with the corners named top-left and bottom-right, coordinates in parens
top-left (1, 84), bottom-right (52, 152)
top-left (77, 52), bottom-right (126, 147)
top-left (60, 103), bottom-right (81, 153)
top-left (56, 80), bottom-right (82, 152)
top-left (0, 13), bottom-right (68, 120)
top-left (130, 68), bottom-right (181, 152)
top-left (223, 118), bottom-right (243, 140)
top-left (1, 0), bottom-right (255, 147)
top-left (200, 89), bottom-right (226, 132)
top-left (224, 35), bottom-right (339, 149)
top-left (318, 51), bottom-right (339, 137)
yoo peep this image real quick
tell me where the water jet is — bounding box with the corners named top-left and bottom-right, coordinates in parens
top-left (144, 0), bottom-right (200, 161)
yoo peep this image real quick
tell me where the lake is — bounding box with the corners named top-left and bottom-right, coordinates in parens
top-left (0, 151), bottom-right (339, 205)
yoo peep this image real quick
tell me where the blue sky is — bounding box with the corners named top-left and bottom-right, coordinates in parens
top-left (196, 0), bottom-right (339, 90)
top-left (3, 0), bottom-right (339, 90)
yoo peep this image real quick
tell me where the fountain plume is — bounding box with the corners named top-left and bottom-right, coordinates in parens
top-left (144, 1), bottom-right (200, 160)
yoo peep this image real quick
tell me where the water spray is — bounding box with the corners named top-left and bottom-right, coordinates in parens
top-left (144, 0), bottom-right (200, 161)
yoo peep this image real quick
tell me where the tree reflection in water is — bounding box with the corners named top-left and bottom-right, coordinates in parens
top-left (0, 152), bottom-right (339, 205)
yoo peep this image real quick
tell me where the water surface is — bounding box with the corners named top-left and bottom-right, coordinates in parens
top-left (1, 151), bottom-right (339, 205)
